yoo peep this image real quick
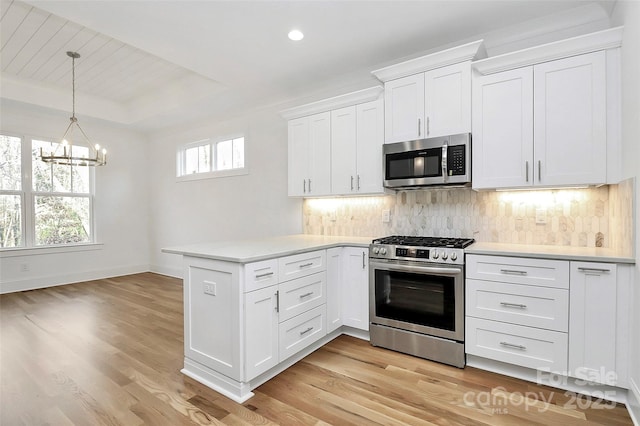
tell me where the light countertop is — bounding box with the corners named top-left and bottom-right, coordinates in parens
top-left (162, 234), bottom-right (374, 264)
top-left (466, 242), bottom-right (635, 264)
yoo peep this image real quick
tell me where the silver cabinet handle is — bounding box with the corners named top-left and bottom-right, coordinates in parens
top-left (525, 161), bottom-right (529, 182)
top-left (426, 116), bottom-right (430, 136)
top-left (255, 272), bottom-right (274, 279)
top-left (418, 118), bottom-right (421, 136)
top-left (303, 179), bottom-right (306, 193)
top-left (308, 179), bottom-right (312, 192)
top-left (362, 251), bottom-right (366, 269)
top-left (538, 160), bottom-right (541, 182)
top-left (299, 262), bottom-right (314, 268)
top-left (299, 326), bottom-right (314, 336)
top-left (299, 292), bottom-right (313, 299)
top-left (578, 267), bottom-right (611, 274)
top-left (500, 269), bottom-right (528, 275)
top-left (357, 175), bottom-right (360, 190)
top-left (275, 290), bottom-right (279, 313)
top-left (500, 341), bottom-right (526, 350)
top-left (350, 175), bottom-right (354, 190)
top-left (500, 302), bottom-right (527, 309)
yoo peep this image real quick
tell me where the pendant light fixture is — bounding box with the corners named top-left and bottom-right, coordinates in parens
top-left (39, 51), bottom-right (107, 166)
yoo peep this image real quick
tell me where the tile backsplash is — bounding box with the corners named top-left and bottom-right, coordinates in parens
top-left (303, 179), bottom-right (634, 251)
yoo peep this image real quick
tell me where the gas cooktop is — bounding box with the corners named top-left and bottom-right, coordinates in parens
top-left (372, 236), bottom-right (475, 249)
top-left (370, 235), bottom-right (475, 264)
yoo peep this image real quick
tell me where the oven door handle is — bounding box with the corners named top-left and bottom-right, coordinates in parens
top-left (370, 260), bottom-right (462, 276)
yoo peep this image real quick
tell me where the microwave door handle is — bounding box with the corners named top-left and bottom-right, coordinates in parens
top-left (441, 144), bottom-right (448, 180)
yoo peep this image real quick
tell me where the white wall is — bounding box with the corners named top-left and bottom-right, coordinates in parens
top-left (147, 108), bottom-right (302, 277)
top-left (0, 100), bottom-right (151, 293)
top-left (612, 2), bottom-right (640, 423)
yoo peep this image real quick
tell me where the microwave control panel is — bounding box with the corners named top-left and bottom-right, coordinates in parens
top-left (447, 145), bottom-right (466, 176)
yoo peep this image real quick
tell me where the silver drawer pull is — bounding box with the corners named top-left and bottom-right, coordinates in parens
top-left (299, 262), bottom-right (314, 268)
top-left (500, 302), bottom-right (527, 309)
top-left (500, 269), bottom-right (528, 276)
top-left (500, 341), bottom-right (526, 351)
top-left (299, 292), bottom-right (314, 299)
top-left (577, 267), bottom-right (611, 274)
top-left (255, 272), bottom-right (274, 279)
top-left (299, 327), bottom-right (314, 336)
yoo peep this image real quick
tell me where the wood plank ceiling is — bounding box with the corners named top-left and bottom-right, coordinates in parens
top-left (1, 0), bottom-right (194, 105)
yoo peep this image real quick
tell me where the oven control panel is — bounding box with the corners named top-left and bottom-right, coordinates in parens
top-left (370, 245), bottom-right (465, 265)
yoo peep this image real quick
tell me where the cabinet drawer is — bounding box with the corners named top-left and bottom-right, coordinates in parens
top-left (466, 279), bottom-right (568, 332)
top-left (279, 305), bottom-right (326, 361)
top-left (278, 272), bottom-right (326, 323)
top-left (244, 259), bottom-right (278, 292)
top-left (466, 317), bottom-right (568, 372)
top-left (278, 250), bottom-right (326, 282)
top-left (467, 255), bottom-right (569, 289)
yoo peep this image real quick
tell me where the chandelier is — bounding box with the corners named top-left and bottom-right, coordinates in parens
top-left (39, 51), bottom-right (107, 166)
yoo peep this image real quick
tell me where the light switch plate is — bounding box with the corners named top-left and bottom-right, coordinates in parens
top-left (535, 208), bottom-right (547, 224)
top-left (382, 209), bottom-right (390, 223)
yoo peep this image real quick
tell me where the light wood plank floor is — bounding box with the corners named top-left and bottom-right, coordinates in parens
top-left (0, 272), bottom-right (633, 425)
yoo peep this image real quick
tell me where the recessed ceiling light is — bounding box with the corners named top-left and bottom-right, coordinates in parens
top-left (288, 29), bottom-right (304, 41)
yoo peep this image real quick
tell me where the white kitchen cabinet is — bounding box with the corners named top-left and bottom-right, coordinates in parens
top-left (330, 99), bottom-right (384, 195)
top-left (245, 285), bottom-right (279, 380)
top-left (326, 247), bottom-right (343, 333)
top-left (473, 51), bottom-right (608, 189)
top-left (341, 247), bottom-right (369, 330)
top-left (384, 62), bottom-right (471, 143)
top-left (287, 112), bottom-right (331, 196)
top-left (472, 67), bottom-right (534, 189)
top-left (568, 262), bottom-right (618, 386)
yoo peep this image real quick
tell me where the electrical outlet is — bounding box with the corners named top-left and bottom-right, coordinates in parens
top-left (382, 209), bottom-right (390, 223)
top-left (535, 208), bottom-right (547, 224)
top-left (203, 281), bottom-right (216, 296)
top-left (329, 209), bottom-right (337, 222)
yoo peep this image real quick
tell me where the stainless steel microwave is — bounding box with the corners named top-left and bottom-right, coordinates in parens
top-left (383, 133), bottom-right (471, 189)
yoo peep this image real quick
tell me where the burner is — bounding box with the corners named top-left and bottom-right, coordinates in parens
top-left (372, 235), bottom-right (474, 249)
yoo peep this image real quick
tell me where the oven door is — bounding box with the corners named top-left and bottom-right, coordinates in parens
top-left (369, 259), bottom-right (464, 342)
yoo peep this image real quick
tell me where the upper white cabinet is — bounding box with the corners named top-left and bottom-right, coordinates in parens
top-left (383, 62), bottom-right (472, 143)
top-left (287, 112), bottom-right (331, 196)
top-left (331, 99), bottom-right (384, 194)
top-left (372, 40), bottom-right (485, 143)
top-left (472, 27), bottom-right (623, 190)
top-left (282, 87), bottom-right (384, 197)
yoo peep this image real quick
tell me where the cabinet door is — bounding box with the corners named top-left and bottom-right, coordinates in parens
top-left (472, 67), bottom-right (534, 189)
top-left (330, 106), bottom-right (357, 194)
top-left (425, 62), bottom-right (471, 138)
top-left (534, 52), bottom-right (606, 186)
top-left (356, 98), bottom-right (384, 194)
top-left (341, 247), bottom-right (369, 330)
top-left (308, 112), bottom-right (331, 196)
top-left (569, 262), bottom-right (617, 386)
top-left (326, 247), bottom-right (343, 333)
top-left (287, 117), bottom-right (309, 196)
top-left (384, 74), bottom-right (425, 143)
top-left (245, 286), bottom-right (279, 380)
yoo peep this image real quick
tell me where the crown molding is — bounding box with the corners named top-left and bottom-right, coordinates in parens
top-left (371, 39), bottom-right (486, 82)
top-left (279, 86), bottom-right (383, 120)
top-left (472, 26), bottom-right (623, 75)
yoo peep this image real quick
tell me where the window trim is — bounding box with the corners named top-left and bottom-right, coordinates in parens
top-left (176, 134), bottom-right (247, 181)
top-left (0, 131), bottom-right (98, 251)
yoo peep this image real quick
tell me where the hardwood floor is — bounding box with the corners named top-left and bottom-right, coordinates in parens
top-left (0, 272), bottom-right (633, 425)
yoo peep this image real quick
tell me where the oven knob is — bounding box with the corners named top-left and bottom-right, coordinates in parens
top-left (451, 252), bottom-right (458, 261)
top-left (373, 247), bottom-right (380, 254)
top-left (380, 248), bottom-right (387, 255)
top-left (432, 250), bottom-right (439, 259)
top-left (442, 252), bottom-right (448, 260)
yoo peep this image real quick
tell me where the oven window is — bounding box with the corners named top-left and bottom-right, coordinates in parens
top-left (374, 269), bottom-right (456, 330)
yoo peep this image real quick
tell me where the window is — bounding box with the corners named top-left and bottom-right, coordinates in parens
top-left (178, 136), bottom-right (246, 180)
top-left (0, 133), bottom-right (95, 249)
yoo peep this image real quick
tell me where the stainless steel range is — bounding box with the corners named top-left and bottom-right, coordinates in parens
top-left (369, 236), bottom-right (474, 368)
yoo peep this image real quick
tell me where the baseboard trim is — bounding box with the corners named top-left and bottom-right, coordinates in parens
top-left (628, 377), bottom-right (640, 426)
top-left (0, 264), bottom-right (150, 294)
top-left (149, 263), bottom-right (182, 279)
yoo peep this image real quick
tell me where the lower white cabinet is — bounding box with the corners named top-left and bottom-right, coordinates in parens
top-left (326, 247), bottom-right (344, 333)
top-left (279, 305), bottom-right (326, 360)
top-left (342, 247), bottom-right (369, 330)
top-left (568, 262), bottom-right (622, 386)
top-left (245, 286), bottom-right (279, 380)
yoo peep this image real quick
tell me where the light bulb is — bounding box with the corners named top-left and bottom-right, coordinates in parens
top-left (288, 29), bottom-right (304, 41)
top-left (95, 144), bottom-right (100, 150)
top-left (62, 139), bottom-right (69, 146)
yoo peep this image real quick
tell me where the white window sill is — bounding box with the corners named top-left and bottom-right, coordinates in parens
top-left (177, 167), bottom-right (248, 182)
top-left (0, 243), bottom-right (104, 258)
